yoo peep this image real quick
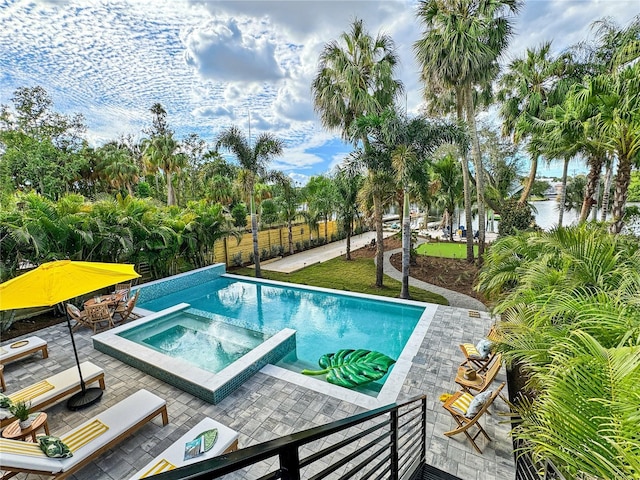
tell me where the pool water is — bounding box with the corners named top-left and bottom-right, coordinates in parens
top-left (135, 276), bottom-right (425, 387)
top-left (119, 311), bottom-right (269, 374)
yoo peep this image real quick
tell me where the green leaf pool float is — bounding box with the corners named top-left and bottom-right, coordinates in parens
top-left (301, 349), bottom-right (396, 388)
top-left (194, 428), bottom-right (218, 452)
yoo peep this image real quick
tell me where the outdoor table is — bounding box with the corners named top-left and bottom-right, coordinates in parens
top-left (455, 365), bottom-right (484, 393)
top-left (1, 412), bottom-right (49, 442)
top-left (83, 291), bottom-right (126, 309)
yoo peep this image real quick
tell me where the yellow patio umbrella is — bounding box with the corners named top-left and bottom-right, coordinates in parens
top-left (0, 260), bottom-right (140, 409)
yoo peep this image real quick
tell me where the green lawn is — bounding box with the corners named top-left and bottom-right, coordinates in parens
top-left (415, 242), bottom-right (478, 258)
top-left (233, 257), bottom-right (448, 305)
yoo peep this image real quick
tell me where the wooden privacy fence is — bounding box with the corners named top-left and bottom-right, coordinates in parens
top-left (209, 220), bottom-right (341, 267)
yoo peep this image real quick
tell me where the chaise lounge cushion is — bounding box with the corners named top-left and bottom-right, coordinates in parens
top-left (0, 361), bottom-right (104, 424)
top-left (130, 417), bottom-right (239, 479)
top-left (0, 389), bottom-right (166, 473)
top-left (0, 336), bottom-right (47, 364)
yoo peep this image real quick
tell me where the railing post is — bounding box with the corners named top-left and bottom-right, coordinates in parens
top-left (279, 445), bottom-right (301, 480)
top-left (390, 409), bottom-right (399, 480)
top-left (421, 396), bottom-right (427, 465)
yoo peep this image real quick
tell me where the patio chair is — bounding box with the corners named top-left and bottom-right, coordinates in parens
top-left (81, 303), bottom-right (114, 333)
top-left (459, 325), bottom-right (499, 373)
top-left (455, 354), bottom-right (503, 394)
top-left (0, 361), bottom-right (105, 428)
top-left (129, 417), bottom-right (239, 479)
top-left (442, 382), bottom-right (505, 453)
top-left (0, 389), bottom-right (168, 479)
top-left (114, 282), bottom-right (132, 299)
top-left (112, 290), bottom-right (140, 325)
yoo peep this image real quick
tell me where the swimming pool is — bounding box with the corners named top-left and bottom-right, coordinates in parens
top-left (118, 311), bottom-right (270, 374)
top-left (94, 265), bottom-right (437, 407)
top-left (136, 275), bottom-right (425, 379)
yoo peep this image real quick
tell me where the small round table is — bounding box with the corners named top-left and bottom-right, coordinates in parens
top-left (455, 365), bottom-right (484, 392)
top-left (1, 412), bottom-right (49, 442)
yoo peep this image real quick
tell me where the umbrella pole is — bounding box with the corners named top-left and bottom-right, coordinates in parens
top-left (65, 310), bottom-right (87, 392)
top-left (64, 308), bottom-right (103, 410)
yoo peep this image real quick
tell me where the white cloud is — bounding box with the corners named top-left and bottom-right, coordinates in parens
top-left (1, 0), bottom-right (638, 183)
top-left (183, 18), bottom-right (285, 82)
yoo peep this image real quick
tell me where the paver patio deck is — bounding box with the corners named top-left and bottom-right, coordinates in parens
top-left (1, 300), bottom-right (514, 480)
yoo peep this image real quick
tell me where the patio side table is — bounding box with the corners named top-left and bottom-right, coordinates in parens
top-left (1, 412), bottom-right (50, 442)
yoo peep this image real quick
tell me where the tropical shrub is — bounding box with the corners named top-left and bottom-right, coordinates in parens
top-left (497, 199), bottom-right (535, 236)
top-left (477, 224), bottom-right (640, 479)
top-left (0, 192), bottom-right (236, 281)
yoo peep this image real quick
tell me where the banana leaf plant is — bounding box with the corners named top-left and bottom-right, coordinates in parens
top-left (302, 349), bottom-right (396, 388)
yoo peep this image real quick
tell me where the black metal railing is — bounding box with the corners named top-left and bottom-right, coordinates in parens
top-left (514, 439), bottom-right (567, 480)
top-left (154, 395), bottom-right (435, 480)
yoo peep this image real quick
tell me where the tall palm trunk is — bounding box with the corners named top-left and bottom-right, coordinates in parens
top-left (250, 192), bottom-right (261, 277)
top-left (557, 157), bottom-right (570, 227)
top-left (591, 180), bottom-right (600, 221)
top-left (373, 189), bottom-right (384, 288)
top-left (464, 89), bottom-right (485, 261)
top-left (166, 171), bottom-right (175, 206)
top-left (601, 161), bottom-right (613, 222)
top-left (288, 219), bottom-right (294, 255)
top-left (345, 219), bottom-right (352, 260)
top-left (456, 95), bottom-right (474, 263)
top-left (519, 154), bottom-right (538, 203)
top-left (610, 154), bottom-right (631, 234)
top-left (400, 188), bottom-right (411, 299)
top-left (579, 156), bottom-right (603, 223)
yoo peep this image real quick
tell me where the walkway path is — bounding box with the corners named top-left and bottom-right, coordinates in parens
top-left (381, 247), bottom-right (487, 311)
top-left (262, 231), bottom-right (488, 311)
top-left (261, 231), bottom-right (394, 274)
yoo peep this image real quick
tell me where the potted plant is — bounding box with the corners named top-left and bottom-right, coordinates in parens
top-left (10, 400), bottom-right (32, 429)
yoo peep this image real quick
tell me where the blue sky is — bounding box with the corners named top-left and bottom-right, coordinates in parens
top-left (1, 0), bottom-right (637, 184)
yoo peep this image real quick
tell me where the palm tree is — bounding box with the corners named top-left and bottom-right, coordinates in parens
top-left (216, 125), bottom-right (284, 277)
top-left (432, 154), bottom-right (464, 241)
top-left (536, 103), bottom-right (582, 226)
top-left (270, 171), bottom-right (300, 255)
top-left (571, 63), bottom-right (640, 233)
top-left (334, 162), bottom-right (363, 260)
top-left (142, 134), bottom-right (185, 206)
top-left (97, 142), bottom-right (139, 196)
top-left (357, 108), bottom-right (464, 298)
top-left (497, 42), bottom-right (572, 204)
top-left (312, 18), bottom-right (403, 288)
top-left (415, 0), bottom-right (520, 261)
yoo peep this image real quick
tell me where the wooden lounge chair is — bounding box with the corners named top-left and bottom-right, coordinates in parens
top-left (80, 303), bottom-right (114, 333)
top-left (455, 354), bottom-right (503, 394)
top-left (113, 290), bottom-right (140, 325)
top-left (0, 336), bottom-right (48, 366)
top-left (0, 362), bottom-right (105, 428)
top-left (129, 417), bottom-right (239, 479)
top-left (0, 389), bottom-right (168, 479)
top-left (442, 382), bottom-right (505, 453)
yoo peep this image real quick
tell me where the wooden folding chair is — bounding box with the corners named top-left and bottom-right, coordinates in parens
top-left (113, 282), bottom-right (132, 299)
top-left (112, 290), bottom-right (140, 325)
top-left (442, 382), bottom-right (505, 453)
top-left (83, 303), bottom-right (115, 333)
